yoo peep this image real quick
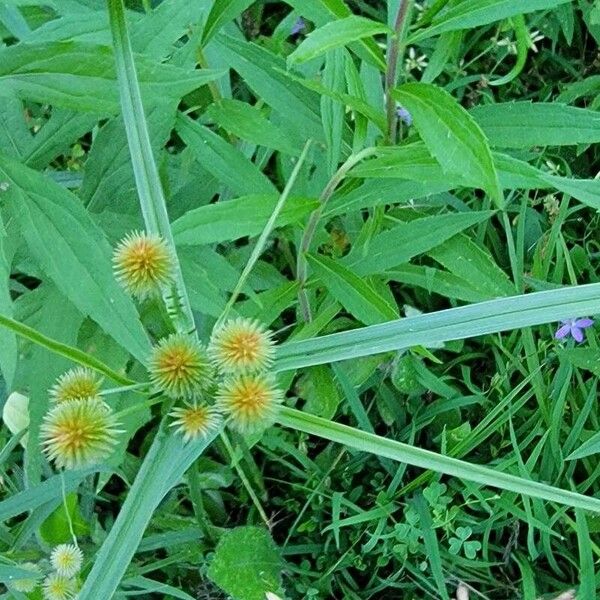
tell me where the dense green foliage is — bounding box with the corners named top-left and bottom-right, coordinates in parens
top-left (0, 0), bottom-right (600, 599)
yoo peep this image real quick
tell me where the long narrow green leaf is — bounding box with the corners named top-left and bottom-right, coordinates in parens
top-left (0, 314), bottom-right (135, 385)
top-left (275, 282), bottom-right (600, 371)
top-left (409, 0), bottom-right (571, 42)
top-left (78, 426), bottom-right (219, 599)
top-left (277, 407), bottom-right (600, 512)
top-left (0, 565), bottom-right (43, 584)
top-left (202, 0), bottom-right (254, 45)
top-left (107, 0), bottom-right (194, 332)
top-left (175, 114), bottom-right (278, 196)
top-left (172, 195), bottom-right (318, 246)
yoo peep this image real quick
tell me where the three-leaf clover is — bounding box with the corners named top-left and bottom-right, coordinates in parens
top-left (448, 526), bottom-right (482, 559)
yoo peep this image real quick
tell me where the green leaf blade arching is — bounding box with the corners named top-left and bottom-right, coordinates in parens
top-left (277, 407), bottom-right (600, 513)
top-left (275, 283), bottom-right (600, 371)
top-left (307, 253), bottom-right (398, 325)
top-left (202, 0), bottom-right (255, 45)
top-left (0, 153), bottom-right (150, 363)
top-left (172, 195), bottom-right (318, 246)
top-left (393, 83), bottom-right (504, 208)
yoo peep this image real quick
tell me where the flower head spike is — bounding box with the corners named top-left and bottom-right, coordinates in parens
top-left (555, 318), bottom-right (594, 343)
top-left (41, 398), bottom-right (120, 470)
top-left (42, 573), bottom-right (77, 600)
top-left (50, 367), bottom-right (102, 404)
top-left (209, 318), bottom-right (275, 374)
top-left (50, 544), bottom-right (83, 578)
top-left (11, 562), bottom-right (41, 593)
top-left (216, 373), bottom-right (283, 434)
top-left (113, 231), bottom-right (174, 300)
top-left (149, 333), bottom-right (213, 399)
top-left (170, 402), bottom-right (221, 443)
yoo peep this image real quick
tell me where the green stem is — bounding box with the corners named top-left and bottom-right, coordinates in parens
top-left (501, 210), bottom-right (549, 425)
top-left (296, 147), bottom-right (378, 321)
top-left (219, 140), bottom-right (312, 324)
top-left (188, 463), bottom-right (215, 542)
top-left (219, 430), bottom-right (270, 527)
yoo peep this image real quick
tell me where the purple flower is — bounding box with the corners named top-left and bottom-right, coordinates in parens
top-left (290, 16), bottom-right (306, 37)
top-left (555, 318), bottom-right (594, 343)
top-left (396, 105), bottom-right (413, 127)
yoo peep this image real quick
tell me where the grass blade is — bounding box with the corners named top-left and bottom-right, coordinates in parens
top-left (78, 426), bottom-right (219, 599)
top-left (277, 407), bottom-right (600, 512)
top-left (107, 0), bottom-right (194, 332)
top-left (275, 282), bottom-right (600, 371)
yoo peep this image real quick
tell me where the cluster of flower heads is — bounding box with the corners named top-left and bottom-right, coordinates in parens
top-left (40, 367), bottom-right (120, 470)
top-left (147, 317), bottom-right (281, 440)
top-left (11, 543), bottom-right (83, 599)
top-left (111, 230), bottom-right (283, 440)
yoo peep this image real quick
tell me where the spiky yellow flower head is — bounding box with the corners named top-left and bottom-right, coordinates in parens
top-left (113, 231), bottom-right (174, 299)
top-left (149, 333), bottom-right (213, 399)
top-left (170, 402), bottom-right (221, 443)
top-left (216, 373), bottom-right (283, 434)
top-left (41, 398), bottom-right (120, 470)
top-left (50, 367), bottom-right (102, 404)
top-left (42, 573), bottom-right (77, 600)
top-left (209, 317), bottom-right (275, 374)
top-left (50, 544), bottom-right (83, 578)
top-left (11, 562), bottom-right (40, 593)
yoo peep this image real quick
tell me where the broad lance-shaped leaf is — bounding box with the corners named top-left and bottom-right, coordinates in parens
top-left (0, 565), bottom-right (43, 585)
top-left (393, 83), bottom-right (503, 208)
top-left (471, 102), bottom-right (600, 148)
top-left (216, 35), bottom-right (324, 141)
top-left (307, 253), bottom-right (398, 325)
top-left (274, 282), bottom-right (600, 371)
top-left (351, 144), bottom-right (600, 211)
top-left (410, 0), bottom-right (572, 42)
top-left (277, 407), bottom-right (600, 513)
top-left (288, 15), bottom-right (390, 64)
top-left (176, 113), bottom-right (278, 196)
top-left (0, 41), bottom-right (225, 114)
top-left (205, 99), bottom-right (300, 155)
top-left (172, 194), bottom-right (318, 246)
top-left (344, 211), bottom-right (494, 276)
top-left (0, 152), bottom-right (150, 363)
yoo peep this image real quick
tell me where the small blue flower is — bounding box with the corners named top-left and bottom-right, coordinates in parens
top-left (555, 318), bottom-right (594, 343)
top-left (290, 17), bottom-right (306, 37)
top-left (396, 105), bottom-right (413, 127)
